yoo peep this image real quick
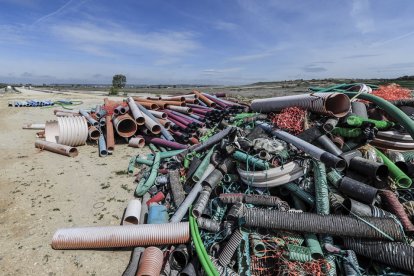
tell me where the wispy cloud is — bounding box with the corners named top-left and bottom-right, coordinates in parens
top-left (350, 0), bottom-right (375, 33)
top-left (0, 24), bottom-right (27, 44)
top-left (213, 20), bottom-right (238, 31)
top-left (343, 54), bottom-right (379, 59)
top-left (52, 22), bottom-right (200, 56)
top-left (31, 0), bottom-right (89, 25)
top-left (371, 31), bottom-right (414, 47)
top-left (202, 67), bottom-right (243, 75)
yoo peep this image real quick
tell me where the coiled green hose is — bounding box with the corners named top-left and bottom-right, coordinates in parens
top-left (346, 115), bottom-right (394, 130)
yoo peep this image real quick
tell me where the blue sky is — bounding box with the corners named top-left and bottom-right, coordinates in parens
top-left (0, 0), bottom-right (414, 85)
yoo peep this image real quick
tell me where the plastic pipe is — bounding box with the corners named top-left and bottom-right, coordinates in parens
top-left (51, 222), bottom-right (190, 249)
top-left (123, 199), bottom-right (141, 225)
top-left (98, 133), bottom-right (108, 157)
top-left (126, 97), bottom-right (145, 125)
top-left (79, 109), bottom-right (99, 126)
top-left (351, 101), bottom-right (368, 119)
top-left (149, 110), bottom-right (167, 119)
top-left (142, 136), bottom-right (187, 150)
top-left (375, 149), bottom-right (412, 188)
top-left (251, 92), bottom-right (350, 117)
top-left (338, 176), bottom-right (378, 205)
top-left (105, 114), bottom-right (115, 152)
top-left (147, 204), bottom-right (169, 224)
top-left (316, 135), bottom-right (343, 156)
top-left (129, 136), bottom-right (145, 148)
top-left (136, 247), bottom-right (164, 276)
top-left (135, 152), bottom-right (160, 196)
top-left (348, 156), bottom-right (389, 181)
top-left (193, 90), bottom-right (216, 107)
top-left (141, 112), bottom-right (161, 135)
top-left (170, 164), bottom-right (215, 223)
top-left (233, 150), bottom-right (269, 170)
top-left (192, 147), bottom-right (215, 182)
top-left (135, 102), bottom-right (175, 141)
top-left (113, 113), bottom-right (137, 138)
top-left (259, 123), bottom-right (346, 171)
top-left (35, 140), bottom-right (78, 157)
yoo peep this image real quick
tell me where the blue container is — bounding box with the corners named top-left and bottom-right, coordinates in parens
top-left (147, 204), bottom-right (169, 224)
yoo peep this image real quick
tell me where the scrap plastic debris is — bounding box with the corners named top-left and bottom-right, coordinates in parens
top-left (26, 84), bottom-right (414, 275)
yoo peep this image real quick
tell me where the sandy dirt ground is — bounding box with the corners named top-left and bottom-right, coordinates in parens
top-left (0, 89), bottom-right (151, 275)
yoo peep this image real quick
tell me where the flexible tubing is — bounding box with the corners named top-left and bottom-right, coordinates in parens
top-left (135, 152), bottom-right (160, 196)
top-left (375, 149), bottom-right (412, 188)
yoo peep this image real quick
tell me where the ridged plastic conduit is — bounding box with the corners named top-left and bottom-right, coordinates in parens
top-left (343, 239), bottom-right (414, 273)
top-left (380, 190), bottom-right (414, 233)
top-left (46, 116), bottom-right (88, 146)
top-left (251, 92), bottom-right (350, 118)
top-left (218, 229), bottom-right (243, 267)
top-left (243, 208), bottom-right (404, 241)
top-left (51, 222), bottom-right (190, 249)
top-left (35, 140), bottom-right (78, 157)
top-left (136, 247), bottom-right (164, 276)
top-left (237, 161), bottom-right (304, 187)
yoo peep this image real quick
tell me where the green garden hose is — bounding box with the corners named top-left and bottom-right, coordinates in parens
top-left (192, 146), bottom-right (216, 182)
top-left (233, 150), bottom-right (269, 170)
top-left (332, 127), bottom-right (362, 138)
top-left (375, 149), bottom-right (412, 188)
top-left (346, 115), bottom-right (394, 130)
top-left (135, 152), bottom-right (161, 196)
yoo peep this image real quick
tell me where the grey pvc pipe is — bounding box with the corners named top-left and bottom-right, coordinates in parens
top-left (51, 222), bottom-right (190, 249)
top-left (259, 123), bottom-right (346, 171)
top-left (35, 140), bottom-right (78, 157)
top-left (98, 134), bottom-right (108, 157)
top-left (136, 102), bottom-right (175, 141)
top-left (127, 97), bottom-right (145, 125)
top-left (79, 109), bottom-right (99, 126)
top-left (351, 101), bottom-right (368, 119)
top-left (251, 92), bottom-right (351, 118)
top-left (149, 110), bottom-right (168, 119)
top-left (142, 112), bottom-right (161, 135)
top-left (170, 164), bottom-right (215, 223)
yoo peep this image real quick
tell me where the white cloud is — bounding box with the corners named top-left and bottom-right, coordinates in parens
top-left (350, 0), bottom-right (375, 33)
top-left (52, 22), bottom-right (200, 56)
top-left (213, 20), bottom-right (238, 31)
top-left (202, 67), bottom-right (243, 75)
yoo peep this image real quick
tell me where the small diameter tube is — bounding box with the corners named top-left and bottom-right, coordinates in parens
top-left (98, 134), bottom-right (108, 157)
top-left (35, 140), bottom-right (78, 157)
top-left (79, 109), bottom-right (99, 126)
top-left (259, 123), bottom-right (346, 171)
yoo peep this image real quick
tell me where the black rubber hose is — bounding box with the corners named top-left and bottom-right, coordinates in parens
top-left (218, 157), bottom-right (236, 174)
top-left (316, 134), bottom-right (343, 156)
top-left (170, 244), bottom-right (190, 271)
top-left (227, 202), bottom-right (245, 221)
top-left (243, 208), bottom-right (404, 241)
top-left (179, 258), bottom-right (198, 276)
top-left (338, 176), bottom-right (378, 205)
top-left (191, 126), bottom-right (236, 154)
top-left (349, 156), bottom-right (389, 181)
top-left (343, 238), bottom-right (414, 273)
top-left (187, 156), bottom-right (201, 179)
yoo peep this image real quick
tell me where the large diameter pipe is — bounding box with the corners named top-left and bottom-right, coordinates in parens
top-left (51, 222), bottom-right (190, 249)
top-left (259, 123), bottom-right (346, 171)
top-left (251, 92), bottom-right (350, 118)
top-left (35, 140), bottom-right (78, 157)
top-left (136, 102), bottom-right (175, 141)
top-left (170, 164), bottom-right (215, 223)
top-left (141, 113), bottom-right (161, 135)
top-left (113, 113), bottom-right (138, 138)
top-left (127, 97), bottom-right (145, 125)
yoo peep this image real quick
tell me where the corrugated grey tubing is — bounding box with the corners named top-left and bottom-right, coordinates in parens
top-left (313, 161), bottom-right (329, 215)
top-left (192, 187), bottom-right (212, 218)
top-left (343, 250), bottom-right (360, 276)
top-left (197, 217), bottom-right (221, 232)
top-left (243, 208), bottom-right (404, 241)
top-left (283, 183), bottom-right (315, 206)
top-left (237, 160), bottom-right (305, 187)
top-left (189, 126), bottom-right (235, 154)
top-left (218, 229), bottom-right (243, 267)
top-left (136, 101), bottom-right (175, 141)
top-left (251, 92), bottom-right (351, 118)
top-left (259, 123), bottom-right (346, 171)
top-left (136, 247), bottom-right (164, 276)
top-left (51, 222), bottom-right (190, 249)
top-left (169, 169), bottom-right (185, 208)
top-left (343, 238), bottom-right (414, 273)
top-left (170, 164), bottom-right (215, 223)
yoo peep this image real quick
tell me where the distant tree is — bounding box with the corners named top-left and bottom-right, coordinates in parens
top-left (112, 74), bottom-right (127, 89)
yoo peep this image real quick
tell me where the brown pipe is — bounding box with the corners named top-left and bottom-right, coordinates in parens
top-left (147, 96), bottom-right (162, 100)
top-left (161, 96), bottom-right (186, 101)
top-left (184, 98), bottom-right (199, 104)
top-left (113, 113), bottom-right (137, 138)
top-left (142, 113), bottom-right (161, 135)
top-left (105, 114), bottom-right (115, 151)
top-left (157, 118), bottom-right (171, 130)
top-left (88, 126), bottom-right (100, 141)
top-left (129, 136), bottom-right (145, 148)
top-left (193, 90), bottom-right (216, 107)
top-left (51, 222), bottom-right (190, 249)
top-left (35, 140), bottom-right (78, 157)
top-left (136, 247), bottom-right (164, 276)
top-left (134, 101), bottom-right (160, 110)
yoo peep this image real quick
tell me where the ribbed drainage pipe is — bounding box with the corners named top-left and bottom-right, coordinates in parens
top-left (136, 247), bottom-right (164, 276)
top-left (45, 116), bottom-right (89, 146)
top-left (51, 222), bottom-right (190, 249)
top-left (35, 140), bottom-right (78, 157)
top-left (243, 208), bottom-right (404, 241)
top-left (218, 229), bottom-right (243, 267)
top-left (343, 239), bottom-right (414, 273)
top-left (251, 92), bottom-right (350, 117)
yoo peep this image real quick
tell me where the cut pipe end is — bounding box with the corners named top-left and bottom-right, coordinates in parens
top-left (68, 148), bottom-right (78, 157)
top-left (151, 125), bottom-right (161, 135)
top-left (136, 116), bottom-right (145, 125)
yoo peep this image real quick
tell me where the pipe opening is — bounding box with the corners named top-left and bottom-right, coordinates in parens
top-left (376, 165), bottom-right (389, 181)
top-left (107, 146), bottom-right (114, 151)
top-left (117, 119), bottom-right (137, 137)
top-left (254, 243), bottom-right (266, 255)
top-left (151, 125), bottom-right (161, 134)
top-left (325, 94), bottom-right (351, 117)
top-left (89, 129), bottom-right (100, 139)
top-left (68, 148), bottom-right (78, 157)
top-left (100, 149), bottom-right (108, 156)
top-left (136, 117), bottom-right (145, 125)
top-left (120, 107), bottom-right (126, 114)
top-left (171, 250), bottom-right (188, 270)
top-left (113, 109), bottom-right (120, 115)
top-left (335, 159), bottom-right (347, 171)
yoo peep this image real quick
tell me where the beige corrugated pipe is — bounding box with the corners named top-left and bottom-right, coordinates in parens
top-left (251, 92), bottom-right (350, 118)
top-left (51, 222), bottom-right (189, 249)
top-left (136, 247), bottom-right (164, 276)
top-left (45, 116), bottom-right (88, 146)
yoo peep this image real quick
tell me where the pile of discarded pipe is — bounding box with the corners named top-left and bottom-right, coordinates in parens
top-left (26, 91), bottom-right (246, 157)
top-left (50, 84), bottom-right (414, 275)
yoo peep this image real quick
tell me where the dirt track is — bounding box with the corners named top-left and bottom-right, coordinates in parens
top-left (0, 89), bottom-right (149, 275)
